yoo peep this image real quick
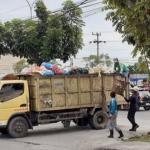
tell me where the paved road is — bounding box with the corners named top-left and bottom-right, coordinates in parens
top-left (0, 110), bottom-right (150, 150)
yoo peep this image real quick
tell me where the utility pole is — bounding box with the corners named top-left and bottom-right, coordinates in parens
top-left (90, 32), bottom-right (106, 65)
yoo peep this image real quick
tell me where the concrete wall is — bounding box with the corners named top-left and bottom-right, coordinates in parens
top-left (0, 55), bottom-right (20, 76)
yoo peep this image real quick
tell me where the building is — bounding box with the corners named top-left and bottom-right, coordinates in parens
top-left (0, 55), bottom-right (20, 77)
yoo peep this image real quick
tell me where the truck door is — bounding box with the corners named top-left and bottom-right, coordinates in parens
top-left (0, 81), bottom-right (29, 125)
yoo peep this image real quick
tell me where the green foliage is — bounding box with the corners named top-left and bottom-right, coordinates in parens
top-left (103, 0), bottom-right (150, 58)
top-left (13, 59), bottom-right (29, 73)
top-left (128, 56), bottom-right (149, 73)
top-left (0, 0), bottom-right (84, 65)
top-left (128, 134), bottom-right (150, 142)
top-left (60, 0), bottom-right (84, 62)
top-left (83, 53), bottom-right (112, 67)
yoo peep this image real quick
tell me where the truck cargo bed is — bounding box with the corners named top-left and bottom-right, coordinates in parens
top-left (19, 73), bottom-right (127, 111)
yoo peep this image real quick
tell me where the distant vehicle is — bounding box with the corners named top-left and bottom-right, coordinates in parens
top-left (138, 90), bottom-right (150, 110)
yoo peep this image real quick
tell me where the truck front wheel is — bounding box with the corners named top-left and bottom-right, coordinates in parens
top-left (89, 111), bottom-right (108, 129)
top-left (8, 116), bottom-right (28, 138)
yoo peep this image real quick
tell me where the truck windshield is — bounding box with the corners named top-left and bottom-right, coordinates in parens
top-left (0, 83), bottom-right (24, 102)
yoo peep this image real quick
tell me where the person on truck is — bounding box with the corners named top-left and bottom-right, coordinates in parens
top-left (113, 58), bottom-right (129, 77)
top-left (113, 58), bottom-right (121, 73)
top-left (108, 91), bottom-right (124, 138)
top-left (123, 87), bottom-right (139, 131)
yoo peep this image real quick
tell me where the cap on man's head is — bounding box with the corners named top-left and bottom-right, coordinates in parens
top-left (131, 86), bottom-right (139, 92)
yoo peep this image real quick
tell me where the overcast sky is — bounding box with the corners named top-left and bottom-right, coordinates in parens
top-left (0, 0), bottom-right (137, 66)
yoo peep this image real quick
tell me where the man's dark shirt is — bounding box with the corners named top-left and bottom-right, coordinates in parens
top-left (125, 95), bottom-right (138, 111)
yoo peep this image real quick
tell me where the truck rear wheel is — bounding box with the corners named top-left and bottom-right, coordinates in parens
top-left (8, 116), bottom-right (28, 138)
top-left (89, 111), bottom-right (108, 129)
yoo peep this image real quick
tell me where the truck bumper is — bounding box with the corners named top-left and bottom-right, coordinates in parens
top-left (0, 121), bottom-right (7, 127)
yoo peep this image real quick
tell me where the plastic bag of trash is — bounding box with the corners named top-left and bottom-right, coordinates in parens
top-left (21, 67), bottom-right (32, 74)
top-left (32, 66), bottom-right (47, 73)
top-left (51, 65), bottom-right (64, 75)
top-left (41, 62), bottom-right (53, 70)
top-left (40, 70), bottom-right (54, 77)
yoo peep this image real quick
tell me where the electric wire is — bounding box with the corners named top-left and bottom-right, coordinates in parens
top-left (0, 5), bottom-right (28, 15)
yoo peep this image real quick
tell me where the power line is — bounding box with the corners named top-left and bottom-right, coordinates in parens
top-left (0, 5), bottom-right (28, 15)
top-left (80, 1), bottom-right (103, 9)
top-left (24, 0), bottom-right (103, 21)
top-left (105, 40), bottom-right (122, 42)
top-left (84, 31), bottom-right (116, 35)
top-left (25, 0), bottom-right (36, 19)
top-left (0, 0), bottom-right (103, 22)
top-left (0, 0), bottom-right (87, 19)
top-left (83, 9), bottom-right (101, 18)
top-left (49, 0), bottom-right (102, 14)
top-left (50, 0), bottom-right (101, 19)
top-left (83, 40), bottom-right (123, 45)
top-left (82, 7), bottom-right (102, 14)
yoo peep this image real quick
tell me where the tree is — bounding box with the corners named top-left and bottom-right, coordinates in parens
top-left (83, 53), bottom-right (112, 67)
top-left (103, 0), bottom-right (150, 60)
top-left (13, 59), bottom-right (29, 73)
top-left (0, 0), bottom-right (84, 65)
top-left (60, 0), bottom-right (84, 62)
top-left (0, 23), bottom-right (12, 55)
top-left (128, 56), bottom-right (149, 74)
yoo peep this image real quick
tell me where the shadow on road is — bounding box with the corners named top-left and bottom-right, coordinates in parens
top-left (28, 125), bottom-right (92, 137)
top-left (0, 125), bottom-right (94, 139)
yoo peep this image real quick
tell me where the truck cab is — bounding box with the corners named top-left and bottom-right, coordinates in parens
top-left (0, 80), bottom-right (30, 137)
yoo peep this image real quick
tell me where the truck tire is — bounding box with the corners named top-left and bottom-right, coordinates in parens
top-left (89, 111), bottom-right (108, 129)
top-left (8, 116), bottom-right (28, 138)
top-left (0, 128), bottom-right (8, 134)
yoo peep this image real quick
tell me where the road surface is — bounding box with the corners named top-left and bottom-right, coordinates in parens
top-left (0, 110), bottom-right (150, 150)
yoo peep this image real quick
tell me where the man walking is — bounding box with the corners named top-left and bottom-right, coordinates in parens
top-left (123, 87), bottom-right (139, 131)
top-left (108, 91), bottom-right (124, 138)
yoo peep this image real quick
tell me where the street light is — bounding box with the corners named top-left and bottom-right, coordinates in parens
top-left (25, 0), bottom-right (36, 19)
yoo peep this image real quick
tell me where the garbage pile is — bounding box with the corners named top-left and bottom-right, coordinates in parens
top-left (88, 66), bottom-right (113, 74)
top-left (19, 61), bottom-right (115, 77)
top-left (21, 62), bottom-right (89, 77)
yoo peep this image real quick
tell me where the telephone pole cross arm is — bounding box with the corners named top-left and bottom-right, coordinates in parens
top-left (90, 32), bottom-right (106, 65)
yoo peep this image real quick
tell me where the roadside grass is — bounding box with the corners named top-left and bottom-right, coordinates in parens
top-left (128, 134), bottom-right (150, 142)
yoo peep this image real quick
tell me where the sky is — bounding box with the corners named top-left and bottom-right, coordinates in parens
top-left (0, 0), bottom-right (137, 66)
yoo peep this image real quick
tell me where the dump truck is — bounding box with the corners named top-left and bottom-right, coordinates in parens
top-left (0, 73), bottom-right (127, 138)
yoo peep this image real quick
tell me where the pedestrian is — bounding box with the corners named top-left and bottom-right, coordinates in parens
top-left (123, 87), bottom-right (139, 131)
top-left (108, 91), bottom-right (124, 138)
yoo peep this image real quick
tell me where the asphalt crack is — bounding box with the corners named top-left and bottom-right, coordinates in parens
top-left (12, 139), bottom-right (74, 150)
top-left (14, 140), bottom-right (41, 145)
